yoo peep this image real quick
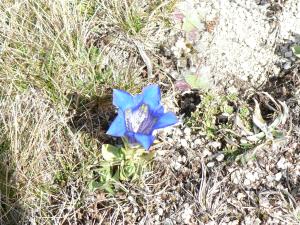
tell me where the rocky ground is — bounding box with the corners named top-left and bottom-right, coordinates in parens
top-left (0, 0), bottom-right (299, 224)
top-left (86, 1), bottom-right (300, 224)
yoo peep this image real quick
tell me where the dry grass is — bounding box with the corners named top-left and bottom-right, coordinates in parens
top-left (1, 1), bottom-right (299, 225)
top-left (0, 88), bottom-right (111, 224)
top-left (0, 0), bottom-right (177, 224)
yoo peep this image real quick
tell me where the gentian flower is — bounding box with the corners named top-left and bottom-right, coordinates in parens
top-left (107, 85), bottom-right (178, 150)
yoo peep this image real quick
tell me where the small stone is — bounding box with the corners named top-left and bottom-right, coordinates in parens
top-left (164, 218), bottom-right (173, 225)
top-left (128, 196), bottom-right (135, 203)
top-left (175, 38), bottom-right (186, 49)
top-left (275, 172), bottom-right (282, 181)
top-left (284, 51), bottom-right (293, 58)
top-left (254, 218), bottom-right (262, 225)
top-left (181, 139), bottom-right (189, 148)
top-left (283, 61), bottom-right (292, 70)
top-left (229, 220), bottom-right (239, 225)
top-left (154, 214), bottom-right (160, 221)
top-left (237, 192), bottom-right (246, 200)
top-left (161, 126), bottom-right (175, 136)
top-left (203, 148), bottom-right (211, 158)
top-left (277, 157), bottom-right (287, 170)
top-left (182, 204), bottom-right (193, 224)
top-left (227, 86), bottom-right (239, 94)
top-left (174, 128), bottom-right (183, 137)
top-left (209, 141), bottom-right (222, 149)
top-left (245, 172), bottom-right (258, 182)
top-left (181, 155), bottom-right (187, 163)
top-left (183, 127), bottom-right (192, 136)
top-left (216, 154), bottom-right (224, 162)
top-left (173, 162), bottom-right (182, 171)
top-left (244, 178), bottom-right (251, 186)
top-left (207, 162), bottom-right (215, 168)
top-left (266, 175), bottom-right (274, 182)
top-left (272, 65), bottom-right (281, 75)
top-left (228, 80), bottom-right (235, 85)
top-left (206, 222), bottom-right (217, 225)
top-left (260, 197), bottom-right (270, 208)
top-left (194, 138), bottom-right (202, 146)
top-left (158, 208), bottom-right (164, 216)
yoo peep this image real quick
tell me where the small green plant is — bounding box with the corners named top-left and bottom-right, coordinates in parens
top-left (173, 1), bottom-right (204, 41)
top-left (187, 91), bottom-right (289, 161)
top-left (122, 11), bottom-right (144, 35)
top-left (175, 67), bottom-right (212, 91)
top-left (292, 45), bottom-right (300, 58)
top-left (184, 73), bottom-right (211, 90)
top-left (89, 141), bottom-right (154, 194)
top-left (187, 92), bottom-right (236, 138)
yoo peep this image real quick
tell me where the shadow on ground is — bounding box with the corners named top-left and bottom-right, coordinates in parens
top-left (0, 142), bottom-right (24, 225)
top-left (260, 35), bottom-right (300, 205)
top-left (67, 92), bottom-right (117, 144)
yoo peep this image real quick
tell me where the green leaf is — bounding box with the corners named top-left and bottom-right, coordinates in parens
top-left (292, 45), bottom-right (300, 58)
top-left (140, 151), bottom-right (155, 161)
top-left (177, 2), bottom-right (203, 32)
top-left (101, 144), bottom-right (124, 161)
top-left (88, 180), bottom-right (102, 191)
top-left (272, 130), bottom-right (284, 138)
top-left (252, 99), bottom-right (271, 138)
top-left (124, 164), bottom-right (136, 179)
top-left (89, 177), bottom-right (115, 194)
top-left (182, 14), bottom-right (202, 32)
top-left (184, 74), bottom-right (210, 90)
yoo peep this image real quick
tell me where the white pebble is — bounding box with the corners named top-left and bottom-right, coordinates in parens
top-left (194, 138), bottom-right (203, 146)
top-left (277, 157), bottom-right (287, 170)
top-left (216, 154), bottom-right (225, 162)
top-left (158, 208), bottom-right (164, 216)
top-left (275, 172), bottom-right (282, 181)
top-left (181, 155), bottom-right (187, 163)
top-left (245, 172), bottom-right (258, 182)
top-left (244, 178), bottom-right (251, 186)
top-left (283, 61), bottom-right (292, 70)
top-left (237, 192), bottom-right (246, 200)
top-left (284, 51), bottom-right (293, 58)
top-left (181, 139), bottom-right (189, 148)
top-left (266, 175), bottom-right (274, 182)
top-left (209, 141), bottom-right (222, 149)
top-left (174, 162), bottom-right (182, 171)
top-left (202, 148), bottom-right (212, 157)
top-left (183, 127), bottom-right (192, 136)
top-left (154, 215), bottom-right (160, 221)
top-left (182, 204), bottom-right (193, 224)
top-left (207, 162), bottom-right (215, 168)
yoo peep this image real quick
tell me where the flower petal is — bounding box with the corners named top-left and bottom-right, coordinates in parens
top-left (134, 133), bottom-right (155, 150)
top-left (113, 89), bottom-right (134, 110)
top-left (141, 85), bottom-right (161, 109)
top-left (106, 110), bottom-right (126, 137)
top-left (152, 105), bottom-right (164, 117)
top-left (153, 112), bottom-right (178, 129)
top-left (131, 93), bottom-right (143, 110)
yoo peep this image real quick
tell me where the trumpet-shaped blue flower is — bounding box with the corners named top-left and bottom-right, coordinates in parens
top-left (107, 85), bottom-right (178, 150)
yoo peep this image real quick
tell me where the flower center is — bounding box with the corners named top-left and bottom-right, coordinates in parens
top-left (125, 104), bottom-right (157, 134)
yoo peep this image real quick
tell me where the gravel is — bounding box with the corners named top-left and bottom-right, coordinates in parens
top-left (87, 1), bottom-right (300, 224)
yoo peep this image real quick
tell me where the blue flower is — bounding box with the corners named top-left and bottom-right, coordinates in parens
top-left (107, 85), bottom-right (178, 150)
